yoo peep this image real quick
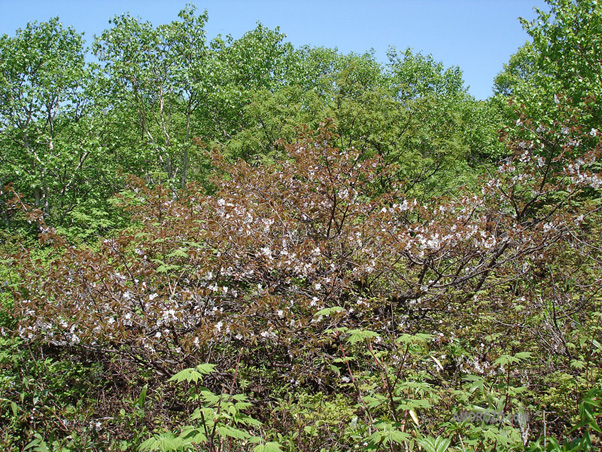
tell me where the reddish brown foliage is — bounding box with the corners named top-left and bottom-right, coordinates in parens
top-left (11, 118), bottom-right (602, 387)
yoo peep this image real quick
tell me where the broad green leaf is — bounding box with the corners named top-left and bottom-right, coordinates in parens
top-left (253, 442), bottom-right (283, 452)
top-left (396, 333), bottom-right (434, 345)
top-left (345, 329), bottom-right (379, 344)
top-left (218, 425), bottom-right (251, 440)
top-left (180, 426), bottom-right (207, 443)
top-left (314, 306), bottom-right (344, 317)
top-left (418, 436), bottom-right (451, 452)
top-left (167, 249), bottom-right (189, 259)
top-left (169, 364), bottom-right (216, 384)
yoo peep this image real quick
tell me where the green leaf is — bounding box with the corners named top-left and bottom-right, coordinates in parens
top-left (139, 433), bottom-right (188, 451)
top-left (396, 333), bottom-right (434, 345)
top-left (314, 306), bottom-right (344, 317)
top-left (137, 384), bottom-right (148, 408)
top-left (217, 425), bottom-right (251, 440)
top-left (418, 436), bottom-right (451, 452)
top-left (156, 264), bottom-right (180, 273)
top-left (156, 434), bottom-right (183, 451)
top-left (24, 434), bottom-right (49, 452)
top-left (345, 329), bottom-right (379, 344)
top-left (180, 426), bottom-right (207, 443)
top-left (167, 249), bottom-right (189, 259)
top-left (570, 359), bottom-right (586, 370)
top-left (366, 422), bottom-right (410, 448)
top-left (138, 437), bottom-right (159, 451)
top-left (253, 442), bottom-right (283, 452)
top-left (513, 351), bottom-right (533, 361)
top-left (169, 364), bottom-right (216, 384)
top-left (494, 352), bottom-right (532, 367)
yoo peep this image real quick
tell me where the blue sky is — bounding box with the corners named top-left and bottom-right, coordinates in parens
top-left (0, 0), bottom-right (549, 99)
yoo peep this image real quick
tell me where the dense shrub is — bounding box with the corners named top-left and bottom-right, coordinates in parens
top-left (5, 112), bottom-right (601, 449)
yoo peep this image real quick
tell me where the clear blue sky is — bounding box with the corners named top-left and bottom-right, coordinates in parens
top-left (0, 0), bottom-right (549, 99)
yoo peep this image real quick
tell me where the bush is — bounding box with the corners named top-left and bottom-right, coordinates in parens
top-left (6, 116), bottom-right (602, 449)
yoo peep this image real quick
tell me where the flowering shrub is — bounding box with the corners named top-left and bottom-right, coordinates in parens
top-left (8, 114), bottom-right (602, 448)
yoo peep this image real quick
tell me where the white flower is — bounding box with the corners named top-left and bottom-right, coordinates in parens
top-left (260, 330), bottom-right (276, 339)
top-left (215, 321), bottom-right (223, 332)
top-left (162, 309), bottom-right (177, 322)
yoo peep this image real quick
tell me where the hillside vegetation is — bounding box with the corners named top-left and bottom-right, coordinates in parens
top-left (1, 1), bottom-right (601, 450)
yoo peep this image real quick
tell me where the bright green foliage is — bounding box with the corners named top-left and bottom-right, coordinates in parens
top-left (386, 47), bottom-right (467, 101)
top-left (140, 364), bottom-right (277, 452)
top-left (226, 46), bottom-right (499, 196)
top-left (207, 26), bottom-right (298, 161)
top-left (493, 42), bottom-right (538, 98)
top-left (168, 364), bottom-right (216, 384)
top-left (384, 48), bottom-right (504, 192)
top-left (417, 436), bottom-right (451, 452)
top-left (496, 0), bottom-right (602, 132)
top-left (525, 0), bottom-right (602, 108)
top-left (92, 5), bottom-right (211, 189)
top-left (0, 18), bottom-right (116, 234)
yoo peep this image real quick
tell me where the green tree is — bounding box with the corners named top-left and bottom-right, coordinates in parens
top-left (526, 0), bottom-right (602, 109)
top-left (492, 42), bottom-right (538, 98)
top-left (202, 23), bottom-right (295, 157)
top-left (93, 5), bottom-right (211, 189)
top-left (224, 46), bottom-right (502, 196)
top-left (0, 18), bottom-right (113, 233)
top-left (385, 48), bottom-right (493, 194)
top-left (495, 0), bottom-right (602, 131)
top-left (386, 47), bottom-right (466, 102)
